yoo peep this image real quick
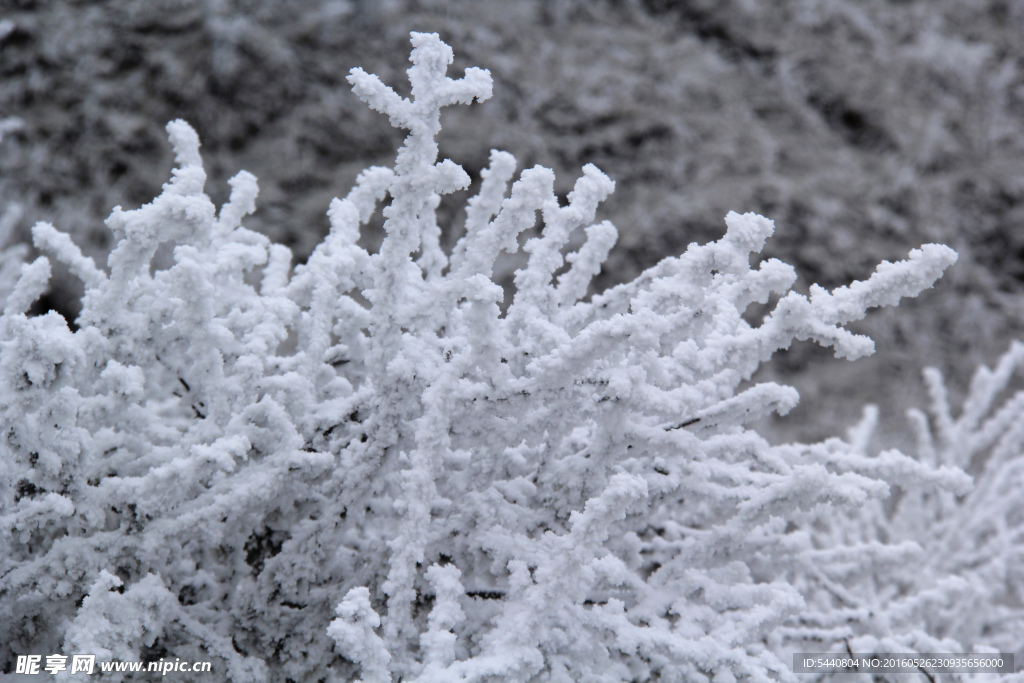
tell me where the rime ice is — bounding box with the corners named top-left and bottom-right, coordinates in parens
top-left (0, 32), bottom-right (985, 683)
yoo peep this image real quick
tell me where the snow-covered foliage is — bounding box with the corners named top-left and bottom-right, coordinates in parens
top-left (0, 32), bottom-right (995, 682)
top-left (5, 1), bottom-right (1024, 446)
top-left (783, 343), bottom-right (1024, 674)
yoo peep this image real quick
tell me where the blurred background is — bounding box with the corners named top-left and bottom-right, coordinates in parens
top-left (2, 0), bottom-right (1023, 447)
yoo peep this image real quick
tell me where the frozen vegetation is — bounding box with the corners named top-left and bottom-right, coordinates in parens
top-left (3, 3), bottom-right (1024, 681)
top-left (3, 1), bottom-right (1024, 443)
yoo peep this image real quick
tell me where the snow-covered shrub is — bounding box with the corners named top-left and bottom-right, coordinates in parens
top-left (0, 32), bottom-right (979, 681)
top-left (7, 2), bottom-right (1024, 449)
top-left (779, 343), bottom-right (1024, 673)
